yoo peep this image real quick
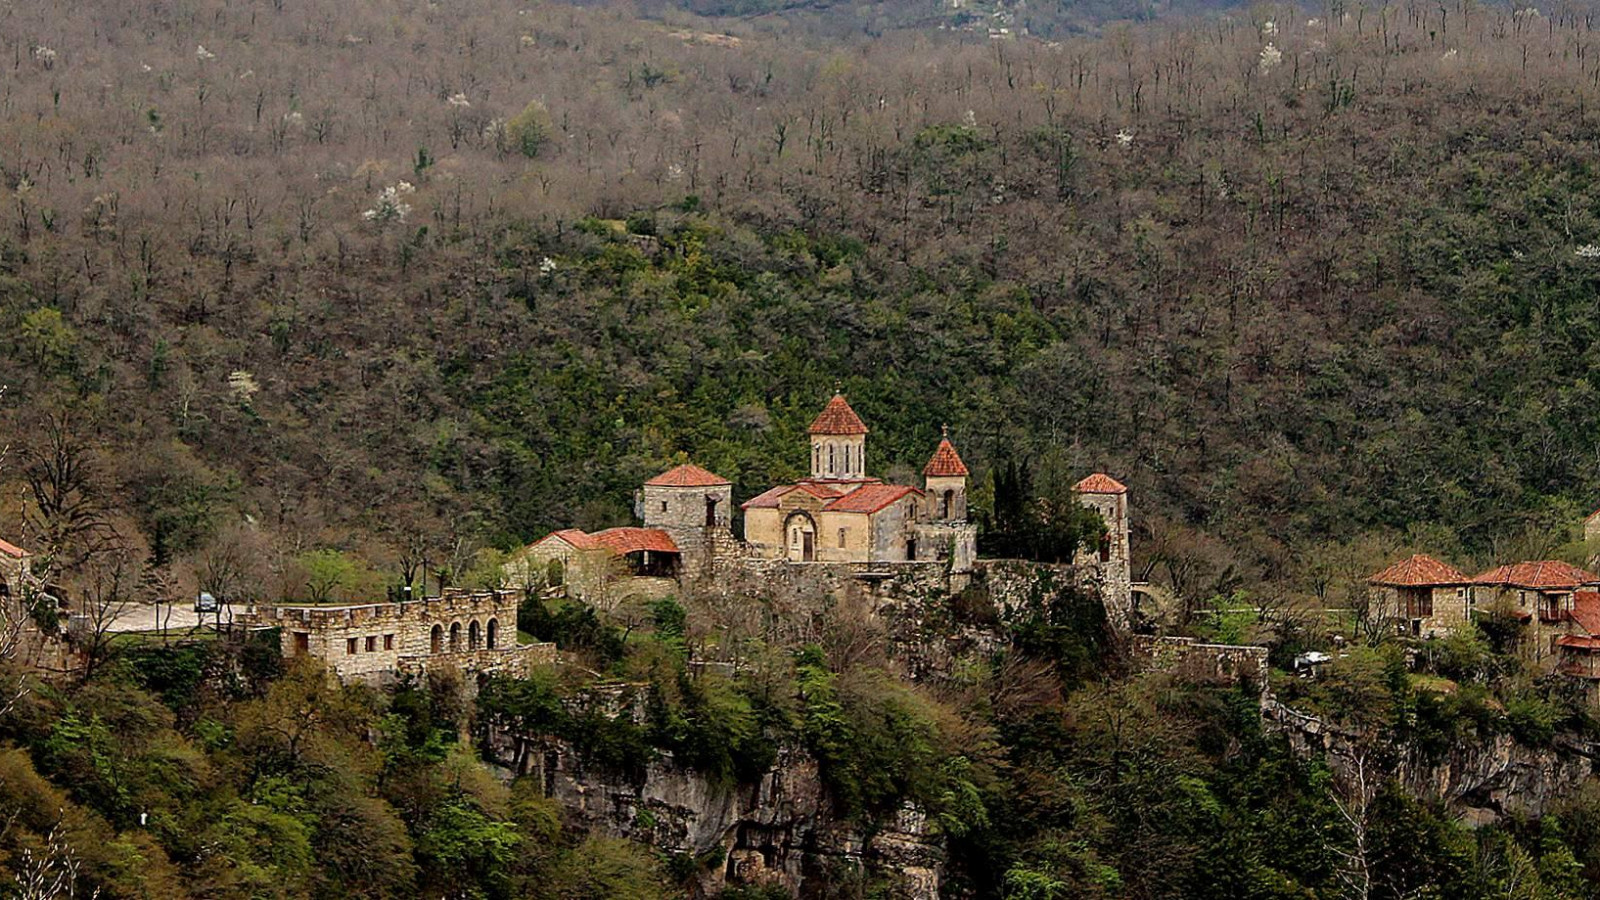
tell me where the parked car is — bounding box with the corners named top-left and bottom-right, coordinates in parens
top-left (194, 592), bottom-right (219, 614)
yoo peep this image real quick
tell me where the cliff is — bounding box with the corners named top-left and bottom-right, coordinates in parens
top-left (486, 733), bottom-right (945, 898)
top-left (1265, 700), bottom-right (1599, 823)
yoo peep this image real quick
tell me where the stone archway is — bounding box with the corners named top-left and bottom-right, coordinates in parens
top-left (783, 511), bottom-right (818, 562)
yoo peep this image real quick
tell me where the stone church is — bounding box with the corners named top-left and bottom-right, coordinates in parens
top-left (514, 393), bottom-right (979, 597)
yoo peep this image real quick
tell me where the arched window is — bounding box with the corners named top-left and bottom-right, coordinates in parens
top-left (469, 620), bottom-right (481, 650)
top-left (449, 622), bottom-right (462, 651)
top-left (431, 624), bottom-right (443, 653)
top-left (487, 618), bottom-right (499, 650)
top-left (828, 445), bottom-right (835, 474)
top-left (943, 489), bottom-right (954, 519)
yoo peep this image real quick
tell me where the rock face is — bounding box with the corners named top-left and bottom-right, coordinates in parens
top-left (490, 735), bottom-right (946, 898)
top-left (1265, 700), bottom-right (1598, 822)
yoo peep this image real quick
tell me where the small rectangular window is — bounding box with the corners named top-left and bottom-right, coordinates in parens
top-left (384, 634), bottom-right (394, 650)
top-left (838, 528), bottom-right (847, 548)
top-left (346, 637), bottom-right (357, 655)
top-left (661, 501), bottom-right (668, 512)
top-left (365, 635), bottom-right (377, 652)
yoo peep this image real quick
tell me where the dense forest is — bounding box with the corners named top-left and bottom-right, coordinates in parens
top-left (7, 0), bottom-right (1600, 609)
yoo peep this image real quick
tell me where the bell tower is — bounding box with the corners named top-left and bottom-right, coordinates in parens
top-left (923, 426), bottom-right (969, 522)
top-left (808, 391), bottom-right (868, 480)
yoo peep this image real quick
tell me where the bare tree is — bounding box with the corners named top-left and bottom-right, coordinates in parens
top-left (9, 818), bottom-right (98, 900)
top-left (75, 548), bottom-right (134, 680)
top-left (22, 415), bottom-right (114, 576)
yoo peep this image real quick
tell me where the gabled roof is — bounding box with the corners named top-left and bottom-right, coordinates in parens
top-left (923, 437), bottom-right (969, 478)
top-left (1587, 506), bottom-right (1600, 523)
top-left (808, 394), bottom-right (869, 436)
top-left (740, 482), bottom-right (849, 510)
top-left (530, 529), bottom-right (602, 552)
top-left (1471, 560), bottom-right (1600, 590)
top-left (589, 527), bottom-right (680, 555)
top-left (1074, 473), bottom-right (1127, 494)
top-left (646, 463), bottom-right (731, 487)
top-left (0, 538), bottom-right (30, 559)
top-left (1368, 554), bottom-right (1467, 587)
top-left (823, 484), bottom-right (920, 515)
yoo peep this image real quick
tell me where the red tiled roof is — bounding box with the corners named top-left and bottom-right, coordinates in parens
top-left (741, 485), bottom-right (792, 510)
top-left (1074, 473), bottom-right (1127, 494)
top-left (740, 482), bottom-right (850, 510)
top-left (646, 463), bottom-right (731, 487)
top-left (823, 484), bottom-right (920, 514)
top-left (923, 438), bottom-right (969, 478)
top-left (1471, 560), bottom-right (1600, 590)
top-left (1559, 634), bottom-right (1600, 651)
top-left (0, 538), bottom-right (29, 559)
top-left (1573, 591), bottom-right (1600, 635)
top-left (808, 394), bottom-right (869, 436)
top-left (1368, 554), bottom-right (1467, 587)
top-left (1587, 506), bottom-right (1600, 523)
top-left (589, 527), bottom-right (680, 555)
top-left (531, 529), bottom-right (602, 551)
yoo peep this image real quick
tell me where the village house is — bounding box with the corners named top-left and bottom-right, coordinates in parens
top-left (1471, 560), bottom-right (1600, 667)
top-left (1367, 554), bottom-right (1471, 639)
top-left (0, 537), bottom-right (33, 599)
top-left (240, 589), bottom-right (553, 684)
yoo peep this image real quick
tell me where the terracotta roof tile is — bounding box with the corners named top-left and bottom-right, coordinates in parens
top-left (741, 485), bottom-right (793, 510)
top-left (923, 438), bottom-right (969, 478)
top-left (0, 538), bottom-right (30, 559)
top-left (1368, 554), bottom-right (1467, 587)
top-left (1558, 634), bottom-right (1600, 651)
top-left (1574, 591), bottom-right (1600, 635)
top-left (646, 463), bottom-right (731, 487)
top-left (823, 484), bottom-right (920, 514)
top-left (1074, 473), bottom-right (1127, 494)
top-left (532, 529), bottom-right (602, 551)
top-left (590, 527), bottom-right (680, 555)
top-left (1471, 560), bottom-right (1600, 590)
top-left (808, 394), bottom-right (869, 436)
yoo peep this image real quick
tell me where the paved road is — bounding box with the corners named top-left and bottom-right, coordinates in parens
top-left (103, 602), bottom-right (239, 633)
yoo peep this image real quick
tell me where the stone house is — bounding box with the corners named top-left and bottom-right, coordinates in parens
top-left (242, 590), bottom-right (551, 683)
top-left (1471, 560), bottom-right (1600, 668)
top-left (509, 527), bottom-right (682, 605)
top-left (1557, 591), bottom-right (1600, 684)
top-left (1367, 554), bottom-right (1470, 638)
top-left (636, 463), bottom-right (736, 579)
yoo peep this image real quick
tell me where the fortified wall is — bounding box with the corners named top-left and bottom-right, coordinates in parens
top-left (242, 591), bottom-right (554, 683)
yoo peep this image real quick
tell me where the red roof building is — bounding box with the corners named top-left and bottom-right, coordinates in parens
top-left (1074, 473), bottom-right (1127, 495)
top-left (1369, 554), bottom-right (1468, 587)
top-left (645, 463), bottom-right (731, 488)
top-left (808, 394), bottom-right (869, 436)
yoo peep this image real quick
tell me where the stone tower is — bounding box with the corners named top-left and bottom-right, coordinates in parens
top-left (1074, 472), bottom-right (1131, 621)
top-left (808, 392), bottom-right (868, 480)
top-left (640, 462), bottom-right (734, 576)
top-left (922, 426), bottom-right (969, 522)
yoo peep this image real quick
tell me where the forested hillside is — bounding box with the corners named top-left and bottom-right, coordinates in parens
top-left (5, 0), bottom-right (1600, 603)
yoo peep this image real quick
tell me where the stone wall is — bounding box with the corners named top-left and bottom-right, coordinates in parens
top-left (1131, 635), bottom-right (1269, 696)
